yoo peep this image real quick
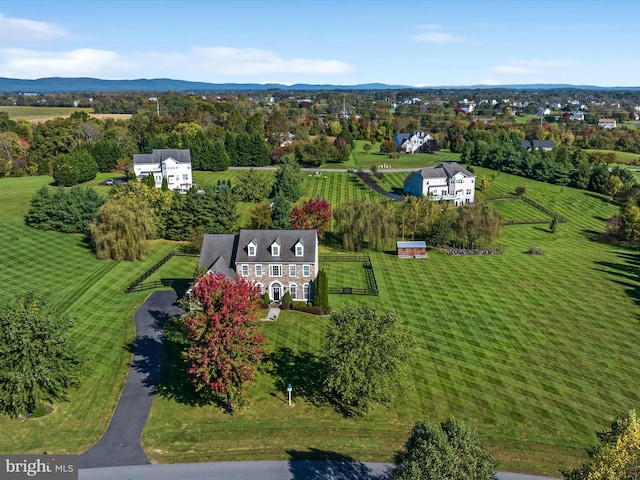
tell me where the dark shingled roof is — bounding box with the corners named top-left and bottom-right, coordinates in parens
top-left (198, 229), bottom-right (318, 280)
top-left (198, 234), bottom-right (239, 279)
top-left (417, 161), bottom-right (474, 180)
top-left (236, 229), bottom-right (317, 264)
top-left (133, 149), bottom-right (191, 165)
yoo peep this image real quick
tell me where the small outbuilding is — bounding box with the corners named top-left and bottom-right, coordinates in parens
top-left (397, 241), bottom-right (427, 259)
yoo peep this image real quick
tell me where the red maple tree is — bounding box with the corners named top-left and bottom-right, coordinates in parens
top-left (182, 272), bottom-right (264, 410)
top-left (290, 197), bottom-right (332, 239)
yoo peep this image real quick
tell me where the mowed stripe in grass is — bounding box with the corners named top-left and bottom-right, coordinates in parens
top-left (145, 171), bottom-right (640, 476)
top-left (0, 189), bottom-right (182, 453)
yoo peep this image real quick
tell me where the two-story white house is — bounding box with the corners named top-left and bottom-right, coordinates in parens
top-left (133, 149), bottom-right (193, 193)
top-left (403, 162), bottom-right (475, 206)
top-left (393, 130), bottom-right (436, 154)
top-left (199, 229), bottom-right (318, 303)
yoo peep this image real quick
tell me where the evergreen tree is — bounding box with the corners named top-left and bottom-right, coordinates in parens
top-left (313, 269), bottom-right (329, 311)
top-left (270, 192), bottom-right (292, 229)
top-left (271, 155), bottom-right (302, 203)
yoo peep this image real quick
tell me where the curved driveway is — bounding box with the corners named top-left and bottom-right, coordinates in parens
top-left (79, 291), bottom-right (181, 468)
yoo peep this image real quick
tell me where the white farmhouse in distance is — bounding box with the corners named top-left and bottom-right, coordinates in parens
top-left (133, 149), bottom-right (193, 193)
top-left (403, 162), bottom-right (475, 206)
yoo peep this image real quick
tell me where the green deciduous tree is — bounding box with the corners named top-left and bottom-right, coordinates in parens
top-left (182, 272), bottom-right (264, 411)
top-left (324, 306), bottom-right (412, 415)
top-left (452, 200), bottom-right (503, 249)
top-left (393, 417), bottom-right (497, 480)
top-left (562, 410), bottom-right (640, 480)
top-left (250, 203), bottom-right (272, 229)
top-left (90, 196), bottom-right (157, 260)
top-left (0, 292), bottom-right (83, 417)
top-left (333, 200), bottom-right (397, 251)
top-left (235, 168), bottom-right (273, 202)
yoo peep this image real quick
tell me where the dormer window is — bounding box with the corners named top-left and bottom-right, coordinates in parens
top-left (271, 243), bottom-right (280, 257)
top-left (295, 242), bottom-right (304, 257)
top-left (248, 242), bottom-right (256, 257)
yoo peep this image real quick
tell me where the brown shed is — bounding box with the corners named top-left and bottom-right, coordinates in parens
top-left (397, 241), bottom-right (427, 258)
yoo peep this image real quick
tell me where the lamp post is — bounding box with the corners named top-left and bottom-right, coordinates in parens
top-left (287, 384), bottom-right (292, 407)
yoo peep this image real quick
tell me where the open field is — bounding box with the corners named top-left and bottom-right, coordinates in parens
top-left (0, 168), bottom-right (639, 476)
top-left (584, 148), bottom-right (639, 165)
top-left (0, 106), bottom-right (131, 123)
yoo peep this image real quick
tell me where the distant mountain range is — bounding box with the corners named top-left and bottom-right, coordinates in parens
top-left (0, 77), bottom-right (638, 94)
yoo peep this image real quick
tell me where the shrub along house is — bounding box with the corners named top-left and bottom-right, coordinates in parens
top-left (199, 229), bottom-right (318, 303)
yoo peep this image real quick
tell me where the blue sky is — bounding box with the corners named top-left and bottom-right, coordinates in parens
top-left (0, 0), bottom-right (637, 87)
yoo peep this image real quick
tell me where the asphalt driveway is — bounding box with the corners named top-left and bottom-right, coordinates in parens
top-left (79, 290), bottom-right (181, 468)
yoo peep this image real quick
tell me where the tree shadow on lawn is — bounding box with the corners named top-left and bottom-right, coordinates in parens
top-left (152, 316), bottom-right (228, 410)
top-left (265, 347), bottom-right (363, 418)
top-left (287, 448), bottom-right (392, 480)
top-left (593, 257), bottom-right (640, 310)
top-left (264, 347), bottom-right (328, 406)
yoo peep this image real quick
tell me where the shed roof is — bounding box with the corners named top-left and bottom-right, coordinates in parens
top-left (397, 241), bottom-right (427, 249)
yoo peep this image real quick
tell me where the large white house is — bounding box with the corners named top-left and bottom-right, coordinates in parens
top-left (403, 162), bottom-right (475, 206)
top-left (199, 229), bottom-right (318, 303)
top-left (393, 130), bottom-right (436, 154)
top-left (133, 149), bottom-right (193, 193)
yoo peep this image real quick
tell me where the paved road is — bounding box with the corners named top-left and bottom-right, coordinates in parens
top-left (78, 291), bottom-right (181, 468)
top-left (79, 461), bottom-right (559, 480)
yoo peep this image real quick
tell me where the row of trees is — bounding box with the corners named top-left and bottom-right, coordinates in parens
top-left (334, 197), bottom-right (503, 251)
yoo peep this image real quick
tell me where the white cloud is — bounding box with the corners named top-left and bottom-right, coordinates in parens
top-left (0, 48), bottom-right (135, 78)
top-left (0, 45), bottom-right (357, 80)
top-left (491, 59), bottom-right (585, 75)
top-left (0, 13), bottom-right (73, 45)
top-left (412, 31), bottom-right (463, 44)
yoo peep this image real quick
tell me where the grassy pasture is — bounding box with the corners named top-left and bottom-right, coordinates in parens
top-left (0, 167), bottom-right (639, 476)
top-left (345, 140), bottom-right (461, 170)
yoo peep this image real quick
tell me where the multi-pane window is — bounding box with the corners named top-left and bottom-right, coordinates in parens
top-left (272, 245), bottom-right (280, 256)
top-left (255, 265), bottom-right (262, 276)
top-left (295, 245), bottom-right (303, 256)
top-left (303, 283), bottom-right (309, 300)
top-left (289, 265), bottom-right (296, 277)
top-left (241, 264), bottom-right (249, 276)
top-left (248, 244), bottom-right (256, 256)
top-left (270, 264), bottom-right (282, 277)
top-left (257, 283), bottom-right (264, 295)
top-left (303, 265), bottom-right (310, 277)
top-left (289, 284), bottom-right (297, 299)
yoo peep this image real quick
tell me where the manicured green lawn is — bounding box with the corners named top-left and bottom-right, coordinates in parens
top-left (0, 175), bottom-right (183, 453)
top-left (143, 169), bottom-right (640, 476)
top-left (1, 167), bottom-right (640, 477)
top-left (344, 140), bottom-right (461, 170)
